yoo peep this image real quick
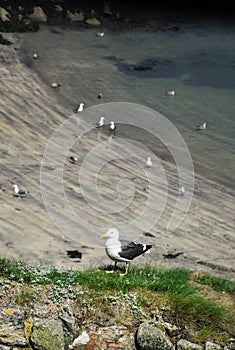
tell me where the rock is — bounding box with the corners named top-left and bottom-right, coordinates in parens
top-left (30, 318), bottom-right (65, 350)
top-left (59, 314), bottom-right (75, 333)
top-left (0, 7), bottom-right (10, 22)
top-left (87, 325), bottom-right (132, 349)
top-left (224, 340), bottom-right (235, 350)
top-left (177, 339), bottom-right (203, 350)
top-left (136, 322), bottom-right (174, 350)
top-left (162, 321), bottom-right (181, 337)
top-left (67, 250), bottom-right (82, 259)
top-left (205, 342), bottom-right (221, 350)
top-left (69, 330), bottom-right (89, 348)
top-left (67, 11), bottom-right (84, 22)
top-left (29, 6), bottom-right (47, 23)
top-left (0, 309), bottom-right (27, 347)
top-left (163, 251), bottom-right (184, 259)
top-left (0, 34), bottom-right (12, 45)
top-left (85, 17), bottom-right (101, 26)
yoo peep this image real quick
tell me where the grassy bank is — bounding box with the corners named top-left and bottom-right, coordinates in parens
top-left (0, 258), bottom-right (234, 344)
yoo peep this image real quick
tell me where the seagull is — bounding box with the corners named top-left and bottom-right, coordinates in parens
top-left (13, 184), bottom-right (28, 197)
top-left (51, 82), bottom-right (61, 89)
top-left (96, 116), bottom-right (105, 128)
top-left (96, 32), bottom-right (104, 37)
top-left (69, 156), bottom-right (78, 164)
top-left (196, 122), bottom-right (207, 130)
top-left (109, 121), bottom-right (116, 132)
top-left (101, 228), bottom-right (152, 275)
top-left (73, 103), bottom-right (84, 113)
top-left (166, 90), bottom-right (175, 96)
top-left (33, 53), bottom-right (39, 59)
top-left (179, 186), bottom-right (186, 196)
top-left (146, 156), bottom-right (152, 168)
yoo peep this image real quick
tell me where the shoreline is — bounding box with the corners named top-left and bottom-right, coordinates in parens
top-left (0, 29), bottom-right (234, 281)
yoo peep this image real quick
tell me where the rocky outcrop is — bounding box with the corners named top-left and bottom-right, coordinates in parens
top-left (29, 6), bottom-right (48, 23)
top-left (0, 309), bottom-right (234, 350)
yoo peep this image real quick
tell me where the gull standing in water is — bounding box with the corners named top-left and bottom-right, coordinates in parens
top-left (196, 122), bottom-right (207, 130)
top-left (165, 90), bottom-right (175, 96)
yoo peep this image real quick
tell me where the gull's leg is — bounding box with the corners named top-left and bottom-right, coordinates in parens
top-left (105, 261), bottom-right (117, 274)
top-left (120, 262), bottom-right (129, 276)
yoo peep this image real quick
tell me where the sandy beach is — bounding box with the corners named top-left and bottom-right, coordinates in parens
top-left (0, 31), bottom-right (234, 281)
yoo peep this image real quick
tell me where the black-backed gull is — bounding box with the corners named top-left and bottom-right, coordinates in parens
top-left (51, 82), bottom-right (61, 89)
top-left (73, 103), bottom-right (84, 113)
top-left (13, 184), bottom-right (28, 197)
top-left (196, 122), bottom-right (207, 130)
top-left (69, 156), bottom-right (78, 164)
top-left (109, 121), bottom-right (116, 132)
top-left (101, 228), bottom-right (152, 275)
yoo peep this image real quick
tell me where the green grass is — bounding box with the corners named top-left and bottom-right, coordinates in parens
top-left (0, 258), bottom-right (234, 343)
top-left (194, 273), bottom-right (235, 295)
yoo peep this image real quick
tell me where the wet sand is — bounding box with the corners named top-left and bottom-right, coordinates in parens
top-left (0, 33), bottom-right (234, 280)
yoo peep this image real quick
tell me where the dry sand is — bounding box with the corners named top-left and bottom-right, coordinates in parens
top-left (0, 33), bottom-right (234, 280)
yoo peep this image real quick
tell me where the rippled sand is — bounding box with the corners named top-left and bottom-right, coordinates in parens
top-left (0, 33), bottom-right (234, 280)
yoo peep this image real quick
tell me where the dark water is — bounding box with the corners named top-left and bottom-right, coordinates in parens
top-left (19, 17), bottom-right (235, 191)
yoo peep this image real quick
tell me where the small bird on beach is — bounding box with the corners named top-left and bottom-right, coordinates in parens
top-left (179, 186), bottom-right (186, 196)
top-left (69, 156), bottom-right (78, 164)
top-left (97, 93), bottom-right (103, 99)
top-left (146, 156), bottom-right (152, 168)
top-left (165, 90), bottom-right (175, 96)
top-left (13, 184), bottom-right (28, 197)
top-left (109, 121), bottom-right (116, 132)
top-left (101, 228), bottom-right (152, 275)
top-left (51, 82), bottom-right (61, 89)
top-left (96, 32), bottom-right (105, 37)
top-left (96, 116), bottom-right (106, 128)
top-left (33, 53), bottom-right (39, 59)
top-left (196, 122), bottom-right (207, 130)
top-left (73, 103), bottom-right (84, 113)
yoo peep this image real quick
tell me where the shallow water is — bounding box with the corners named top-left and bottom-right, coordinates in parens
top-left (19, 17), bottom-right (235, 191)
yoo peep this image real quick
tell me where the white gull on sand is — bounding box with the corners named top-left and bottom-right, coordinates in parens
top-left (73, 103), bottom-right (84, 113)
top-left (109, 121), bottom-right (116, 132)
top-left (101, 228), bottom-right (152, 275)
top-left (13, 184), bottom-right (28, 196)
top-left (96, 116), bottom-right (105, 128)
top-left (179, 186), bottom-right (186, 196)
top-left (146, 156), bottom-right (152, 168)
top-left (51, 82), bottom-right (61, 89)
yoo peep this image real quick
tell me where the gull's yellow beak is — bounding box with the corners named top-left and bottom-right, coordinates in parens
top-left (101, 234), bottom-right (107, 238)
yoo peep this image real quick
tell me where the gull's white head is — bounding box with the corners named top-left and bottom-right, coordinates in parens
top-left (101, 228), bottom-right (119, 240)
top-left (13, 184), bottom-right (19, 193)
